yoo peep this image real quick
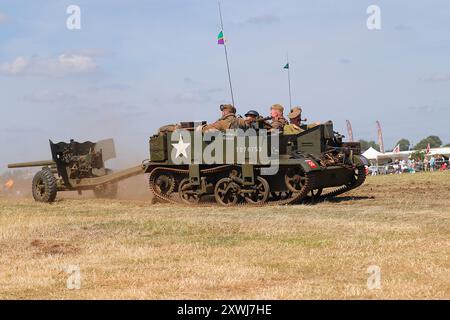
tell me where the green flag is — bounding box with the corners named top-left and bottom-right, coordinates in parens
top-left (283, 63), bottom-right (289, 69)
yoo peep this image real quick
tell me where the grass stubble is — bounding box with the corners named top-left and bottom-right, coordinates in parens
top-left (0, 172), bottom-right (448, 299)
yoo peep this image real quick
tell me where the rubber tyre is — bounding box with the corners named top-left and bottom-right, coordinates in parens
top-left (32, 169), bottom-right (57, 203)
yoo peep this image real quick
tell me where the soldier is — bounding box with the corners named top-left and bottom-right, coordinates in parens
top-left (284, 106), bottom-right (304, 135)
top-left (157, 123), bottom-right (180, 134)
top-left (244, 110), bottom-right (260, 122)
top-left (286, 106), bottom-right (321, 133)
top-left (243, 110), bottom-right (263, 130)
top-left (201, 104), bottom-right (246, 132)
top-left (269, 104), bottom-right (288, 132)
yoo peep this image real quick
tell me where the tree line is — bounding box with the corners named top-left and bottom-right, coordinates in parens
top-left (359, 135), bottom-right (450, 152)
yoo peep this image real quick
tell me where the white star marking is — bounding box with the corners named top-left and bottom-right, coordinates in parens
top-left (172, 135), bottom-right (190, 159)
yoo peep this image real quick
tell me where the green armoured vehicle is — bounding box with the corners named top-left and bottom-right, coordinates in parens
top-left (8, 139), bottom-right (143, 202)
top-left (144, 121), bottom-right (368, 206)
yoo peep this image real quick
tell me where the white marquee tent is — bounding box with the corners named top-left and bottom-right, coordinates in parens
top-left (361, 147), bottom-right (382, 161)
top-left (362, 146), bottom-right (450, 165)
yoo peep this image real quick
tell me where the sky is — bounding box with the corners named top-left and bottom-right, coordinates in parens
top-left (1, 0), bottom-right (450, 171)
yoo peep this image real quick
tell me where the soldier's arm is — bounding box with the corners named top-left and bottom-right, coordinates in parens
top-left (271, 120), bottom-right (284, 130)
top-left (237, 118), bottom-right (249, 129)
top-left (202, 120), bottom-right (224, 133)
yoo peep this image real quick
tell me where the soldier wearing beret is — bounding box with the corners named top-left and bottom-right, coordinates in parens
top-left (201, 104), bottom-right (246, 132)
top-left (284, 106), bottom-right (304, 135)
top-left (269, 104), bottom-right (288, 132)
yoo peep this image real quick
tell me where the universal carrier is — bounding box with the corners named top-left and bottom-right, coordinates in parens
top-left (144, 121), bottom-right (368, 206)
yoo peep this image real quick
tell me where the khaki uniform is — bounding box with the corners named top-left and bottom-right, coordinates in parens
top-left (158, 124), bottom-right (179, 134)
top-left (283, 123), bottom-right (304, 135)
top-left (202, 113), bottom-right (246, 132)
top-left (270, 116), bottom-right (288, 132)
top-left (306, 123), bottom-right (319, 129)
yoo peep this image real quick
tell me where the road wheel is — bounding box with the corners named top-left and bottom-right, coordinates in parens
top-left (244, 176), bottom-right (270, 204)
top-left (284, 168), bottom-right (307, 193)
top-left (214, 178), bottom-right (240, 206)
top-left (178, 178), bottom-right (201, 204)
top-left (32, 169), bottom-right (57, 203)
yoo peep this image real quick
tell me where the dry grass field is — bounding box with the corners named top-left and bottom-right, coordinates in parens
top-left (0, 171), bottom-right (449, 299)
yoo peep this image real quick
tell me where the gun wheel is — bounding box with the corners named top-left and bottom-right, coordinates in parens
top-left (285, 168), bottom-right (307, 193)
top-left (244, 176), bottom-right (270, 204)
top-left (214, 178), bottom-right (240, 206)
top-left (178, 178), bottom-right (201, 204)
top-left (32, 168), bottom-right (57, 203)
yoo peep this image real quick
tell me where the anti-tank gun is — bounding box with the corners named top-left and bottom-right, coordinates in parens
top-left (8, 139), bottom-right (143, 202)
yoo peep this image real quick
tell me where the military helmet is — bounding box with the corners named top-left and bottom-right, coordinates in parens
top-left (288, 106), bottom-right (302, 119)
top-left (220, 104), bottom-right (236, 113)
top-left (245, 110), bottom-right (260, 117)
top-left (271, 104), bottom-right (284, 113)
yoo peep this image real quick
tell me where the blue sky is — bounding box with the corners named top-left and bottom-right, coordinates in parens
top-left (1, 0), bottom-right (450, 170)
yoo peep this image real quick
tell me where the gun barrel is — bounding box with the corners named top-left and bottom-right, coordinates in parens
top-left (8, 160), bottom-right (56, 169)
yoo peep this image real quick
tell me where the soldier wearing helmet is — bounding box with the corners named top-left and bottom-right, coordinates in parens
top-left (201, 104), bottom-right (246, 132)
top-left (245, 110), bottom-right (259, 122)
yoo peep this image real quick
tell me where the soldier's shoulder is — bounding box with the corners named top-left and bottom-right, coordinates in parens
top-left (222, 113), bottom-right (237, 120)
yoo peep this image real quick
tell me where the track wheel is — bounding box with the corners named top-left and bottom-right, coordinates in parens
top-left (350, 166), bottom-right (366, 185)
top-left (152, 172), bottom-right (175, 196)
top-left (93, 169), bottom-right (118, 199)
top-left (214, 178), bottom-right (240, 206)
top-left (32, 168), bottom-right (57, 203)
top-left (244, 176), bottom-right (270, 204)
top-left (285, 168), bottom-right (307, 193)
top-left (270, 191), bottom-right (292, 201)
top-left (309, 188), bottom-right (323, 200)
top-left (178, 178), bottom-right (201, 204)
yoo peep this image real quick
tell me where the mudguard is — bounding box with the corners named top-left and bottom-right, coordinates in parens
top-left (352, 154), bottom-right (368, 167)
top-left (296, 157), bottom-right (322, 173)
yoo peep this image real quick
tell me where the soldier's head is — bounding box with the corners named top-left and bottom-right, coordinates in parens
top-left (288, 106), bottom-right (302, 125)
top-left (220, 104), bottom-right (236, 116)
top-left (270, 104), bottom-right (284, 119)
top-left (245, 110), bottom-right (259, 121)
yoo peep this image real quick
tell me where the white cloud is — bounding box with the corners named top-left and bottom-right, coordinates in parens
top-left (58, 54), bottom-right (97, 72)
top-left (0, 57), bottom-right (28, 74)
top-left (0, 54), bottom-right (98, 76)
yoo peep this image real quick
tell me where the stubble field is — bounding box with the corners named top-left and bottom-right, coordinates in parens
top-left (0, 171), bottom-right (449, 299)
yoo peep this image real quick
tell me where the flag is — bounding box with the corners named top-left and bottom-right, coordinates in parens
top-left (217, 31), bottom-right (224, 45)
top-left (393, 145), bottom-right (400, 153)
top-left (426, 143), bottom-right (430, 154)
top-left (283, 63), bottom-right (289, 69)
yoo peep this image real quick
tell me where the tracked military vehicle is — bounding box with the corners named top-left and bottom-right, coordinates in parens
top-left (8, 139), bottom-right (143, 202)
top-left (144, 121), bottom-right (368, 206)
